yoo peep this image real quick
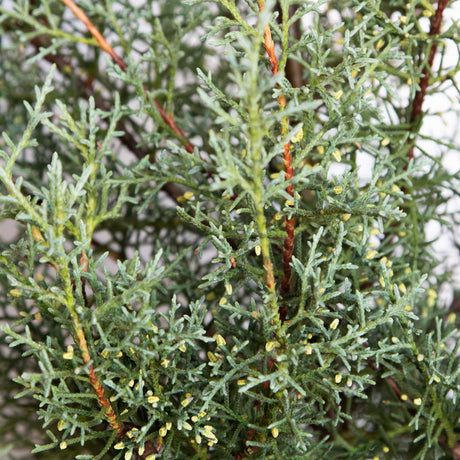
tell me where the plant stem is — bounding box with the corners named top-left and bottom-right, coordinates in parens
top-left (258, 0), bottom-right (295, 316)
top-left (408, 0), bottom-right (449, 159)
top-left (59, 0), bottom-right (195, 153)
top-left (60, 256), bottom-right (124, 437)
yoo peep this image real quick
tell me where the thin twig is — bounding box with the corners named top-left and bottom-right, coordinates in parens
top-left (258, 1), bottom-right (295, 319)
top-left (72, 251), bottom-right (124, 436)
top-left (59, 0), bottom-right (195, 153)
top-left (275, 3), bottom-right (303, 88)
top-left (408, 0), bottom-right (449, 159)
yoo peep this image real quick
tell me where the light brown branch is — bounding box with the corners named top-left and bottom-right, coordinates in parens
top-left (59, 0), bottom-right (195, 153)
top-left (74, 252), bottom-right (124, 436)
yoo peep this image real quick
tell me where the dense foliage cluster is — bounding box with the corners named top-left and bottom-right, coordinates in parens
top-left (0, 0), bottom-right (459, 458)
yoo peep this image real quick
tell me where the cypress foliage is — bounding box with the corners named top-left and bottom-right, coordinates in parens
top-left (0, 1), bottom-right (459, 458)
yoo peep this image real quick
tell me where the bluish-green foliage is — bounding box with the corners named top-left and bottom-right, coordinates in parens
top-left (0, 0), bottom-right (459, 458)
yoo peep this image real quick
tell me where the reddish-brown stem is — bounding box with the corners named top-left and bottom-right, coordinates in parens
top-left (408, 0), bottom-right (449, 159)
top-left (258, 2), bottom-right (295, 310)
top-left (75, 327), bottom-right (124, 436)
top-left (59, 0), bottom-right (194, 153)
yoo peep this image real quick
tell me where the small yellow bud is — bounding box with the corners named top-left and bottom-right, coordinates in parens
top-left (159, 426), bottom-right (168, 437)
top-left (330, 318), bottom-right (340, 330)
top-left (347, 378), bottom-right (352, 387)
top-left (148, 395), bottom-right (160, 405)
top-left (433, 375), bottom-right (441, 383)
top-left (333, 90), bottom-right (343, 100)
top-left (381, 138), bottom-right (390, 146)
top-left (195, 435), bottom-right (202, 444)
top-left (57, 420), bottom-right (66, 431)
top-left (376, 38), bottom-right (385, 49)
top-left (9, 289), bottom-right (21, 297)
top-left (335, 374), bottom-right (342, 384)
top-left (179, 341), bottom-right (187, 352)
top-left (219, 297), bottom-right (227, 306)
top-left (128, 379), bottom-right (135, 388)
top-left (398, 283), bottom-right (407, 294)
top-left (207, 351), bottom-right (217, 362)
top-left (202, 425), bottom-right (218, 442)
top-left (59, 441), bottom-right (67, 450)
top-left (332, 148), bottom-right (342, 162)
top-left (145, 455), bottom-right (156, 460)
top-left (413, 398), bottom-right (422, 406)
top-left (383, 446), bottom-right (390, 453)
top-left (286, 199), bottom-right (295, 207)
top-left (405, 305), bottom-right (412, 311)
top-left (305, 345), bottom-right (313, 355)
top-left (237, 379), bottom-right (246, 385)
top-left (423, 9), bottom-right (433, 17)
top-left (225, 284), bottom-right (232, 295)
top-left (333, 186), bottom-right (343, 194)
top-left (391, 336), bottom-right (399, 343)
top-left (138, 446), bottom-right (145, 456)
top-left (183, 191), bottom-right (194, 200)
top-left (417, 354), bottom-right (424, 362)
top-left (125, 452), bottom-right (133, 460)
top-left (351, 69), bottom-right (358, 78)
top-left (63, 345), bottom-right (74, 360)
top-left (214, 334), bottom-right (226, 347)
top-left (181, 397), bottom-right (192, 407)
top-left (265, 341), bottom-right (279, 352)
top-left (116, 351), bottom-right (123, 358)
top-left (366, 250), bottom-right (378, 260)
top-left (401, 394), bottom-right (408, 401)
top-left (183, 422), bottom-right (193, 430)
top-left (291, 127), bottom-right (303, 143)
top-left (161, 359), bottom-right (170, 368)
top-left (341, 213), bottom-right (351, 221)
top-left (317, 145), bottom-right (324, 155)
top-left (447, 313), bottom-right (456, 324)
top-left (271, 427), bottom-right (279, 438)
top-left (114, 442), bottom-right (125, 449)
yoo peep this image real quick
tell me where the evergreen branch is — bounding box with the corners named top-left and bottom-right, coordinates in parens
top-left (59, 0), bottom-right (195, 154)
top-left (408, 0), bottom-right (449, 159)
top-left (257, 1), bottom-right (295, 315)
